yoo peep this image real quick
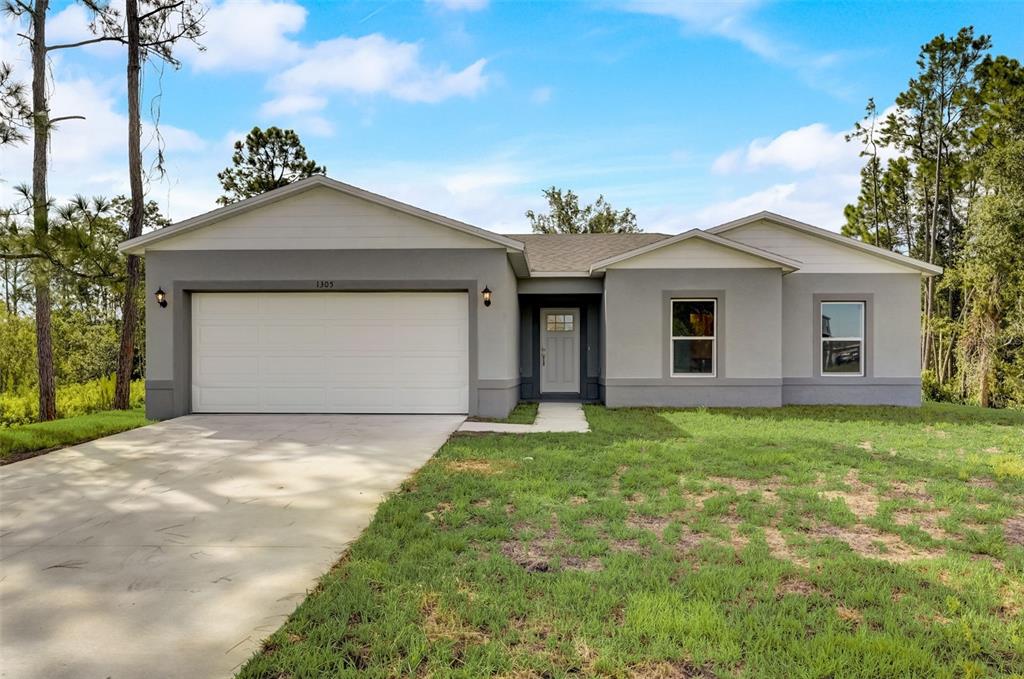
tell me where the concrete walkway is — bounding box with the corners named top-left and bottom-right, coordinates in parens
top-left (458, 402), bottom-right (590, 433)
top-left (0, 414), bottom-right (463, 679)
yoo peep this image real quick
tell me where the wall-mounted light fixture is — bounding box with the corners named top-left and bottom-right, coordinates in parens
top-left (155, 287), bottom-right (168, 308)
top-left (481, 286), bottom-right (492, 307)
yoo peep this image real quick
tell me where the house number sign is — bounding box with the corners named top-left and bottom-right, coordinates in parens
top-left (315, 280), bottom-right (335, 289)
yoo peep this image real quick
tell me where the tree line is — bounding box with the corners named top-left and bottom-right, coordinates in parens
top-left (842, 27), bottom-right (1023, 408)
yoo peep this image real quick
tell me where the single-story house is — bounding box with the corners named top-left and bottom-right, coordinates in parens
top-left (119, 175), bottom-right (942, 420)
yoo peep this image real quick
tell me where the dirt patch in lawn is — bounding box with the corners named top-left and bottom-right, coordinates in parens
top-left (763, 526), bottom-right (810, 567)
top-left (626, 512), bottom-right (674, 538)
top-left (1003, 516), bottom-right (1024, 548)
top-left (627, 660), bottom-right (717, 678)
top-left (775, 574), bottom-right (826, 598)
top-left (820, 469), bottom-right (880, 519)
top-left (501, 516), bottom-right (603, 572)
top-left (421, 593), bottom-right (490, 645)
top-left (806, 521), bottom-right (943, 563)
top-left (836, 605), bottom-right (863, 625)
top-left (888, 480), bottom-right (933, 502)
top-left (892, 507), bottom-right (952, 540)
top-left (447, 459), bottom-right (508, 475)
top-left (708, 475), bottom-right (785, 502)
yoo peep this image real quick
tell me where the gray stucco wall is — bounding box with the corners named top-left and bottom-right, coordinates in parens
top-left (780, 273), bottom-right (922, 405)
top-left (144, 248), bottom-right (519, 419)
top-left (602, 268), bottom-right (784, 407)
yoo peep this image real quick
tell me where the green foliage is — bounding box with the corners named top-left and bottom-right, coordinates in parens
top-left (0, 60), bottom-right (30, 147)
top-left (843, 28), bottom-right (1024, 409)
top-left (0, 309), bottom-right (35, 391)
top-left (526, 186), bottom-right (640, 233)
top-left (0, 408), bottom-right (149, 459)
top-left (0, 308), bottom-right (125, 393)
top-left (216, 126), bottom-right (326, 206)
top-left (0, 375), bottom-right (144, 427)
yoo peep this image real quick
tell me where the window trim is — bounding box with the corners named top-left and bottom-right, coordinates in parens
top-left (670, 297), bottom-right (717, 378)
top-left (820, 300), bottom-right (865, 378)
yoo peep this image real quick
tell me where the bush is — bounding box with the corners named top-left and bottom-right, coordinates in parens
top-left (921, 370), bottom-right (962, 405)
top-left (0, 375), bottom-right (144, 427)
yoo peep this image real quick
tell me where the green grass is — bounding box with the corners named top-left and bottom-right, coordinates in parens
top-left (238, 402), bottom-right (1024, 678)
top-left (470, 401), bottom-right (539, 425)
top-left (0, 407), bottom-right (150, 462)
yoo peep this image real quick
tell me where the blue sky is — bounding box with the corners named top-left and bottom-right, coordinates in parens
top-left (1, 0), bottom-right (1022, 233)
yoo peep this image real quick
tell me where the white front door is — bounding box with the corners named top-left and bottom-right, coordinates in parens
top-left (540, 308), bottom-right (580, 394)
top-left (191, 291), bottom-right (469, 413)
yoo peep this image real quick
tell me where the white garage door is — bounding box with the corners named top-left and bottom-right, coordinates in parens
top-left (191, 292), bottom-right (469, 413)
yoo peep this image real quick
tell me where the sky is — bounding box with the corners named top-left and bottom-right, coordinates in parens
top-left (1, 0), bottom-right (1022, 235)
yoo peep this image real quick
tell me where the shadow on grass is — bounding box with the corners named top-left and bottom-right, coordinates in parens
top-left (651, 401), bottom-right (1024, 427)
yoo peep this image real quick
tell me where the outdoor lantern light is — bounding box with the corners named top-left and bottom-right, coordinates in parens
top-left (155, 287), bottom-right (168, 308)
top-left (482, 286), bottom-right (492, 307)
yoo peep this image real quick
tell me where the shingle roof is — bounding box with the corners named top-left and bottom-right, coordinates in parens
top-left (504, 232), bottom-right (671, 273)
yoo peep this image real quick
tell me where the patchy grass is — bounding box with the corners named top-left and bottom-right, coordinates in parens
top-left (238, 402), bottom-right (1024, 678)
top-left (469, 401), bottom-right (539, 425)
top-left (0, 408), bottom-right (149, 463)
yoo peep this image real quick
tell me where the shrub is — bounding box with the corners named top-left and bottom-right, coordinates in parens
top-left (921, 370), bottom-right (962, 405)
top-left (0, 375), bottom-right (144, 427)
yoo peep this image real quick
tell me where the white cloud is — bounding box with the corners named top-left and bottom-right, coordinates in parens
top-left (270, 33), bottom-right (489, 104)
top-left (530, 86), bottom-right (553, 104)
top-left (685, 166), bottom-right (862, 232)
top-left (426, 0), bottom-right (489, 11)
top-left (713, 122), bottom-right (856, 174)
top-left (710, 148), bottom-right (743, 174)
top-left (260, 93), bottom-right (327, 116)
top-left (185, 0), bottom-right (307, 72)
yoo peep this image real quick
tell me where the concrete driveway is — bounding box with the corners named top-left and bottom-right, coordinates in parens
top-left (0, 414), bottom-right (463, 679)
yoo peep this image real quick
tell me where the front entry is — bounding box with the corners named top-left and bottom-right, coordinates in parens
top-left (540, 308), bottom-right (580, 394)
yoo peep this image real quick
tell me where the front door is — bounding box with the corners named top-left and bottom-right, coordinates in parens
top-left (540, 308), bottom-right (580, 394)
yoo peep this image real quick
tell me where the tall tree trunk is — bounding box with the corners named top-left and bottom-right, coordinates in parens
top-left (31, 0), bottom-right (56, 421)
top-left (923, 127), bottom-right (944, 378)
top-left (114, 0), bottom-right (143, 410)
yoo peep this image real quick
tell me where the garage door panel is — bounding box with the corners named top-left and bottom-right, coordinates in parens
top-left (327, 356), bottom-right (397, 378)
top-left (198, 355), bottom-right (259, 377)
top-left (327, 388), bottom-right (396, 409)
top-left (261, 387), bottom-right (327, 409)
top-left (332, 323), bottom-right (397, 352)
top-left (260, 324), bottom-right (329, 346)
top-left (260, 355), bottom-right (329, 377)
top-left (192, 292), bottom-right (468, 413)
top-left (195, 387), bottom-right (260, 409)
top-left (259, 295), bottom-right (327, 316)
top-left (396, 356), bottom-right (465, 381)
top-left (195, 293), bottom-right (260, 315)
top-left (197, 324), bottom-right (260, 347)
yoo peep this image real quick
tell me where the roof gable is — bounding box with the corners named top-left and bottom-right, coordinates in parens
top-left (505, 233), bottom-right (669, 275)
top-left (590, 229), bottom-right (801, 273)
top-left (708, 212), bottom-right (942, 276)
top-left (119, 176), bottom-right (524, 255)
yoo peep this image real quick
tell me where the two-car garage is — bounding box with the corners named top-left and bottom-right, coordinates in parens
top-left (190, 292), bottom-right (469, 414)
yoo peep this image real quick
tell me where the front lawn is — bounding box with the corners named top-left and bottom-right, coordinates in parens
top-left (239, 403), bottom-right (1024, 678)
top-left (0, 408), bottom-right (150, 463)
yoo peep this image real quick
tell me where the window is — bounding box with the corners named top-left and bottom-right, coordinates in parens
top-left (671, 299), bottom-right (715, 376)
top-left (821, 301), bottom-right (864, 376)
top-left (545, 314), bottom-right (574, 332)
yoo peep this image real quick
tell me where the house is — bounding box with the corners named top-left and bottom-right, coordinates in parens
top-left (119, 175), bottom-right (942, 420)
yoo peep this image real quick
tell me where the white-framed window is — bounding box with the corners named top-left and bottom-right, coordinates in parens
top-left (670, 298), bottom-right (716, 376)
top-left (821, 301), bottom-right (864, 376)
